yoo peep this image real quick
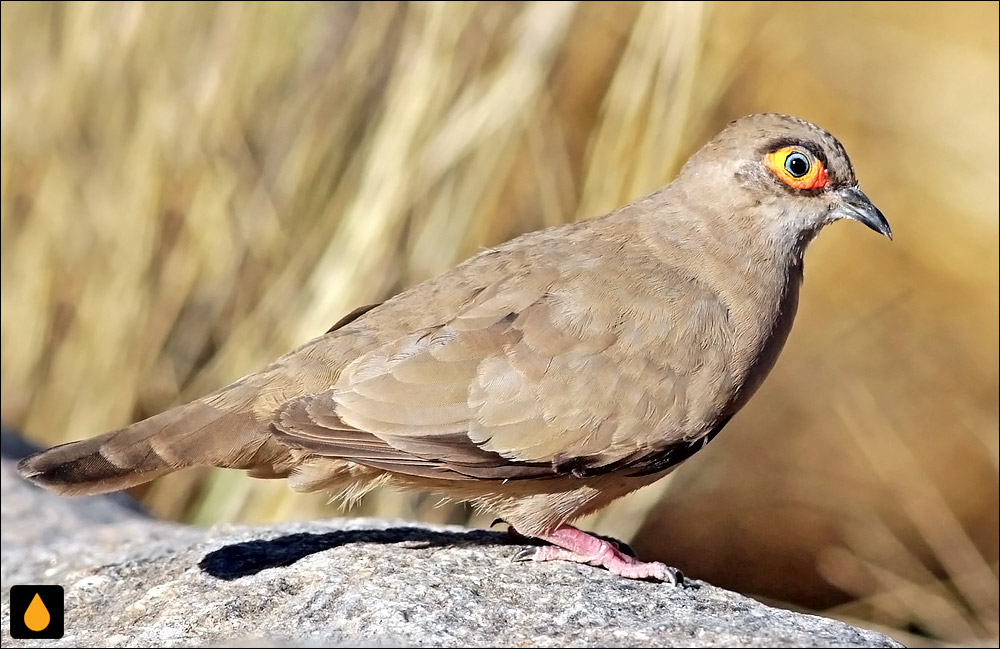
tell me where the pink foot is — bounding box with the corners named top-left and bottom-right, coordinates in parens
top-left (513, 524), bottom-right (683, 584)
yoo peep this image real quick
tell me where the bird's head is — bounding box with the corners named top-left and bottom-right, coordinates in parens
top-left (678, 113), bottom-right (891, 250)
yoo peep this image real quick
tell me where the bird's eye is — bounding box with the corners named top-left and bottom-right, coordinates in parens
top-left (765, 146), bottom-right (829, 190)
top-left (784, 152), bottom-right (810, 178)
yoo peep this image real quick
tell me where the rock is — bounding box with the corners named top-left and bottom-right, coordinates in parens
top-left (0, 452), bottom-right (902, 648)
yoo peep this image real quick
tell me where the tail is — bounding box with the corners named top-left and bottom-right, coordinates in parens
top-left (16, 401), bottom-right (292, 496)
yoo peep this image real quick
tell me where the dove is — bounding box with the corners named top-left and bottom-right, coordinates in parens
top-left (18, 113), bottom-right (890, 582)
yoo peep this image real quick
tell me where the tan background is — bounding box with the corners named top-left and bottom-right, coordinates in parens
top-left (1, 2), bottom-right (996, 646)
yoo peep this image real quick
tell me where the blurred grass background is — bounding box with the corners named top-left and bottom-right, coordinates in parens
top-left (1, 1), bottom-right (996, 646)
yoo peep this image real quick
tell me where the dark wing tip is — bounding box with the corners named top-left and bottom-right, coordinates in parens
top-left (15, 441), bottom-right (169, 496)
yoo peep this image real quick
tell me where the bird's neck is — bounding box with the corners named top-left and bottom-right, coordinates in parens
top-left (632, 186), bottom-right (807, 296)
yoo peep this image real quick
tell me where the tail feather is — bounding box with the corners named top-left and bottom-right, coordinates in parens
top-left (16, 401), bottom-right (292, 496)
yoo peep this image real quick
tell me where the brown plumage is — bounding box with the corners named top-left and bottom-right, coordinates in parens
top-left (18, 113), bottom-right (891, 581)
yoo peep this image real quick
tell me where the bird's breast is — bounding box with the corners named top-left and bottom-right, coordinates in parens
top-left (721, 263), bottom-right (803, 412)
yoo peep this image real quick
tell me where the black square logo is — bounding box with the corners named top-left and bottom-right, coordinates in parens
top-left (9, 585), bottom-right (64, 639)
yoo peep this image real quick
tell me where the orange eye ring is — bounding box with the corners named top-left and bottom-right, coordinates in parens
top-left (765, 146), bottom-right (828, 190)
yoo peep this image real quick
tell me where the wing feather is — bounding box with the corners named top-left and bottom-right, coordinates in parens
top-left (273, 260), bottom-right (735, 481)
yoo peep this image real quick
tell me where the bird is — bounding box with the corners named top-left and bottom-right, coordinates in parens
top-left (17, 113), bottom-right (891, 583)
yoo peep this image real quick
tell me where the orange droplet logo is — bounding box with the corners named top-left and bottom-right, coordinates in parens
top-left (24, 593), bottom-right (50, 631)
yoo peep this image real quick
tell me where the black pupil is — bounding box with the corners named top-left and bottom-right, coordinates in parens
top-left (785, 152), bottom-right (810, 178)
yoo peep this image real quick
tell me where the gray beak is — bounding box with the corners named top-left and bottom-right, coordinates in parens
top-left (834, 186), bottom-right (892, 240)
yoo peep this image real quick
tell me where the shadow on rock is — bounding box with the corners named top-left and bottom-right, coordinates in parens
top-left (199, 526), bottom-right (514, 580)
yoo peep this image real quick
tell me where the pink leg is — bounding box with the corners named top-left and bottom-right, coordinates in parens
top-left (513, 524), bottom-right (682, 584)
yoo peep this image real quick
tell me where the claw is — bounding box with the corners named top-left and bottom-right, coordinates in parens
top-left (505, 526), bottom-right (537, 544)
top-left (490, 518), bottom-right (507, 529)
top-left (511, 548), bottom-right (536, 563)
top-left (652, 566), bottom-right (684, 586)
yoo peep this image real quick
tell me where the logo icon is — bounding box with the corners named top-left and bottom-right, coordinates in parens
top-left (9, 585), bottom-right (64, 639)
